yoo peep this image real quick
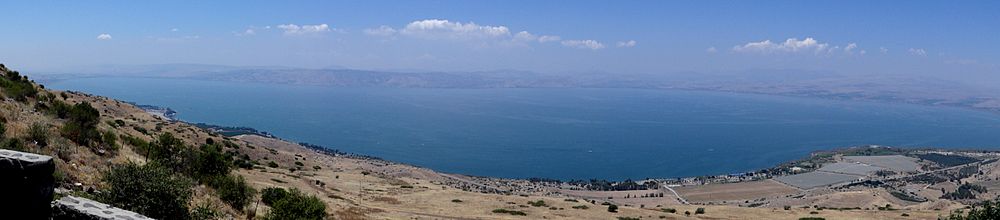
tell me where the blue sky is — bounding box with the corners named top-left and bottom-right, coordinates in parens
top-left (1, 1), bottom-right (997, 78)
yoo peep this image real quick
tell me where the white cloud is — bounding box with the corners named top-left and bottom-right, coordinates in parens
top-left (277, 24), bottom-right (332, 35)
top-left (844, 43), bottom-right (858, 53)
top-left (860, 50), bottom-right (867, 55)
top-left (732, 37), bottom-right (830, 54)
top-left (537, 35), bottom-right (561, 43)
top-left (400, 19), bottom-right (510, 39)
top-left (616, 40), bottom-right (637, 48)
top-left (364, 25), bottom-right (397, 36)
top-left (513, 31), bottom-right (537, 42)
top-left (908, 48), bottom-right (927, 56)
top-left (880, 47), bottom-right (889, 54)
top-left (96, 34), bottom-right (112, 40)
top-left (561, 40), bottom-right (605, 50)
top-left (706, 47), bottom-right (717, 53)
top-left (171, 28), bottom-right (179, 32)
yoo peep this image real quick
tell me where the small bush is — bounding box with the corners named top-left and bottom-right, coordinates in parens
top-left (451, 199), bottom-right (463, 203)
top-left (294, 161), bottom-right (304, 166)
top-left (0, 138), bottom-right (25, 151)
top-left (661, 208), bottom-right (676, 213)
top-left (528, 200), bottom-right (548, 207)
top-left (265, 188), bottom-right (327, 220)
top-left (492, 209), bottom-right (527, 216)
top-left (695, 207), bottom-right (705, 214)
top-left (97, 163), bottom-right (193, 220)
top-left (190, 203), bottom-right (219, 220)
top-left (572, 205), bottom-right (589, 209)
top-left (608, 204), bottom-right (619, 213)
top-left (27, 123), bottom-right (49, 147)
top-left (261, 187), bottom-right (289, 206)
top-left (267, 161), bottom-right (279, 168)
top-left (209, 174), bottom-right (255, 211)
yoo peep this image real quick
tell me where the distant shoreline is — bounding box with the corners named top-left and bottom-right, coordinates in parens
top-left (52, 76), bottom-right (1000, 183)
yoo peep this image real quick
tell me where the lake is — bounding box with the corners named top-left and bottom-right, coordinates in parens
top-left (47, 77), bottom-right (1000, 180)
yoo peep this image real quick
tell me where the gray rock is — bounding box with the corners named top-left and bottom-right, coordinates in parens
top-left (0, 149), bottom-right (55, 219)
top-left (51, 196), bottom-right (154, 220)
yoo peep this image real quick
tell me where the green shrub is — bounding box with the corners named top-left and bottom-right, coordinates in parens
top-left (265, 188), bottom-right (327, 220)
top-left (0, 138), bottom-right (25, 151)
top-left (261, 187), bottom-right (288, 206)
top-left (695, 207), bottom-right (705, 214)
top-left (27, 122), bottom-right (49, 147)
top-left (294, 161), bottom-right (304, 166)
top-left (97, 163), bottom-right (193, 220)
top-left (528, 200), bottom-right (548, 207)
top-left (208, 174), bottom-right (255, 211)
top-left (0, 120), bottom-right (6, 140)
top-left (661, 208), bottom-right (676, 213)
top-left (572, 205), bottom-right (589, 209)
top-left (0, 69), bottom-right (38, 101)
top-left (492, 209), bottom-right (527, 216)
top-left (267, 161), bottom-right (279, 168)
top-left (608, 204), bottom-right (619, 212)
top-left (190, 203), bottom-right (219, 220)
top-left (451, 199), bottom-right (463, 203)
top-left (101, 130), bottom-right (119, 152)
top-left (943, 200), bottom-right (1000, 220)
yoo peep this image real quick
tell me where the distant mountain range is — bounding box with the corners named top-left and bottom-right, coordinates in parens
top-left (30, 64), bottom-right (1000, 113)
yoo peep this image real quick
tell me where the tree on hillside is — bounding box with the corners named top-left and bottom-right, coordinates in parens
top-left (61, 102), bottom-right (101, 147)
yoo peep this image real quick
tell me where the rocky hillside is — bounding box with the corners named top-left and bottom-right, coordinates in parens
top-left (1, 63), bottom-right (971, 219)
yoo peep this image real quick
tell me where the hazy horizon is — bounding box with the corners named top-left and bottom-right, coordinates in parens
top-left (2, 1), bottom-right (998, 85)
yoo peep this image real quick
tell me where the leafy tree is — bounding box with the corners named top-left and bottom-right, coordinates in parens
top-left (97, 163), bottom-right (193, 220)
top-left (61, 102), bottom-right (101, 147)
top-left (147, 133), bottom-right (194, 173)
top-left (265, 188), bottom-right (326, 220)
top-left (195, 143), bottom-right (232, 180)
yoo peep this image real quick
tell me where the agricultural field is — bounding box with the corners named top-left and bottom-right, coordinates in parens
top-left (817, 162), bottom-right (884, 175)
top-left (674, 180), bottom-right (799, 203)
top-left (775, 171), bottom-right (861, 189)
top-left (844, 155), bottom-right (920, 172)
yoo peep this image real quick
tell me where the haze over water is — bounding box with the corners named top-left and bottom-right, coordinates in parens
top-left (49, 77), bottom-right (1000, 180)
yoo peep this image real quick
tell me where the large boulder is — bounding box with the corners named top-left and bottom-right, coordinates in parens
top-left (51, 196), bottom-right (153, 220)
top-left (0, 149), bottom-right (55, 219)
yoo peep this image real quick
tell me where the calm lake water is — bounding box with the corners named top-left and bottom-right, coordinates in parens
top-left (48, 77), bottom-right (1000, 180)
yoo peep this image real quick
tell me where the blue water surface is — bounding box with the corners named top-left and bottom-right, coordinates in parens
top-left (47, 77), bottom-right (1000, 180)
